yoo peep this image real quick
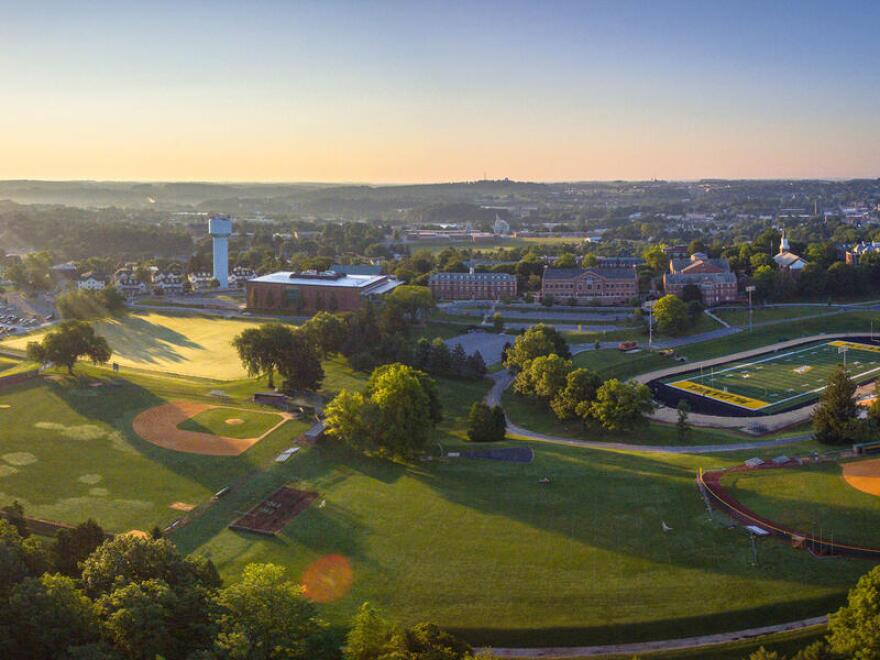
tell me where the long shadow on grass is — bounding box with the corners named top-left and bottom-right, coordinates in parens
top-left (407, 441), bottom-right (867, 643)
top-left (101, 315), bottom-right (204, 366)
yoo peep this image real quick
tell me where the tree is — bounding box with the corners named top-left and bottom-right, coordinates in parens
top-left (80, 535), bottom-right (220, 599)
top-left (680, 284), bottom-right (702, 303)
top-left (467, 402), bottom-right (506, 442)
top-left (326, 364), bottom-right (442, 458)
top-left (2, 500), bottom-right (27, 537)
top-left (550, 368), bottom-right (602, 420)
top-left (513, 354), bottom-right (572, 400)
top-left (642, 244), bottom-right (667, 273)
top-left (828, 565), bottom-right (880, 659)
top-left (676, 400), bottom-right (691, 443)
top-left (387, 285), bottom-right (435, 323)
top-left (652, 295), bottom-right (690, 336)
top-left (344, 602), bottom-right (397, 660)
top-left (8, 574), bottom-right (99, 658)
top-left (55, 519), bottom-right (106, 578)
top-left (553, 253), bottom-right (577, 268)
top-left (300, 312), bottom-right (348, 358)
top-left (276, 329), bottom-right (324, 394)
top-left (812, 366), bottom-right (859, 445)
top-left (232, 323), bottom-right (296, 388)
top-left (492, 312), bottom-right (504, 333)
top-left (214, 563), bottom-right (328, 660)
top-left (26, 321), bottom-right (111, 374)
top-left (503, 324), bottom-right (570, 371)
top-left (688, 239), bottom-right (707, 255)
top-left (590, 379), bottom-right (654, 431)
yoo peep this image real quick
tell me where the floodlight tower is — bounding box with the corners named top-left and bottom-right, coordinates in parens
top-left (209, 215), bottom-right (232, 288)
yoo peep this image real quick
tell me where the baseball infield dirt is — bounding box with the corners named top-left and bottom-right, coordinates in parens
top-left (843, 458), bottom-right (880, 497)
top-left (132, 400), bottom-right (287, 456)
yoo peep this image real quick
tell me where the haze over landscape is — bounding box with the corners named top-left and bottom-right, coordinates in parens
top-left (3, 0), bottom-right (880, 182)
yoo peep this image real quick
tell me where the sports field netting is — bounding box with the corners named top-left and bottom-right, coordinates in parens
top-left (660, 339), bottom-right (880, 414)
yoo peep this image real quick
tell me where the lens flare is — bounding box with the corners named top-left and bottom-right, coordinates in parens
top-left (301, 554), bottom-right (353, 603)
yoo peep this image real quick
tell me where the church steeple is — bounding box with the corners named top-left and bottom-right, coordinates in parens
top-left (779, 230), bottom-right (790, 254)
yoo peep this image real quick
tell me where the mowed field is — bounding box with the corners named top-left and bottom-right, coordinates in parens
top-left (1, 311), bottom-right (267, 379)
top-left (661, 339), bottom-right (880, 414)
top-left (723, 460), bottom-right (880, 548)
top-left (0, 367), bottom-right (310, 533)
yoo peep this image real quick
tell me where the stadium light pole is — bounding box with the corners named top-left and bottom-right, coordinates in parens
top-left (746, 285), bottom-right (756, 334)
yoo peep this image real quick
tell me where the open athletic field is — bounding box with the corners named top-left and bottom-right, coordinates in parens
top-left (0, 311), bottom-right (267, 379)
top-left (659, 339), bottom-right (880, 414)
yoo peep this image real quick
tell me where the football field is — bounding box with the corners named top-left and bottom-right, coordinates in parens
top-left (662, 339), bottom-right (880, 414)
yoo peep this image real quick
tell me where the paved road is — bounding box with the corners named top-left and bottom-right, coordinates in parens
top-left (480, 616), bottom-right (827, 658)
top-left (486, 371), bottom-right (809, 454)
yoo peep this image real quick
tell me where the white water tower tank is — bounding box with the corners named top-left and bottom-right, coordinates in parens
top-left (209, 216), bottom-right (232, 288)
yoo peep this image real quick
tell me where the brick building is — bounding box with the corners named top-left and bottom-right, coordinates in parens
top-left (540, 267), bottom-right (638, 305)
top-left (428, 271), bottom-right (517, 301)
top-left (663, 253), bottom-right (737, 305)
top-left (246, 270), bottom-right (401, 314)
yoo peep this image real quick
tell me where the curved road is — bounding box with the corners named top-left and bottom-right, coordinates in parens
top-left (480, 616), bottom-right (827, 658)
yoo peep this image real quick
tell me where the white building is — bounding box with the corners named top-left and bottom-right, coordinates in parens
top-left (229, 266), bottom-right (256, 288)
top-left (493, 215), bottom-right (510, 235)
top-left (77, 271), bottom-right (108, 290)
top-left (113, 269), bottom-right (147, 296)
top-left (773, 231), bottom-right (807, 271)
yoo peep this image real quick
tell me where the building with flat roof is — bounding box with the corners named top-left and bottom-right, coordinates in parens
top-left (429, 271), bottom-right (516, 301)
top-left (541, 267), bottom-right (638, 305)
top-left (246, 270), bottom-right (401, 314)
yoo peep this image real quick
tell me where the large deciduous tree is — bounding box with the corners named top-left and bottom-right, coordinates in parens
top-left (214, 563), bottom-right (329, 660)
top-left (589, 379), bottom-right (654, 431)
top-left (828, 565), bottom-right (880, 659)
top-left (503, 324), bottom-right (570, 371)
top-left (26, 321), bottom-right (111, 374)
top-left (550, 367), bottom-right (603, 421)
top-left (652, 295), bottom-right (690, 337)
top-left (467, 402), bottom-right (507, 443)
top-left (513, 354), bottom-right (572, 400)
top-left (233, 323), bottom-right (323, 392)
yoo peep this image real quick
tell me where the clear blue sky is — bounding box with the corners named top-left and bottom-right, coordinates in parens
top-left (1, 0), bottom-right (878, 181)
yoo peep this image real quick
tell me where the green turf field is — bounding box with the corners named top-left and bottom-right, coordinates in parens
top-left (722, 460), bottom-right (880, 548)
top-left (178, 407), bottom-right (284, 439)
top-left (660, 339), bottom-right (880, 413)
top-left (0, 311), bottom-right (269, 379)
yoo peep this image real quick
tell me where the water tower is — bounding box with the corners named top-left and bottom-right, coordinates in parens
top-left (208, 215), bottom-right (232, 288)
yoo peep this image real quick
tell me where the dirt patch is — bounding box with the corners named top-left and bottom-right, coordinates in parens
top-left (170, 501), bottom-right (196, 511)
top-left (843, 459), bottom-right (880, 497)
top-left (225, 418), bottom-right (245, 426)
top-left (124, 529), bottom-right (149, 539)
top-left (132, 401), bottom-right (263, 456)
top-left (229, 486), bottom-right (317, 535)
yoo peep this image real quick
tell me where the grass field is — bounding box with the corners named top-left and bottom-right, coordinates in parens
top-left (723, 460), bottom-right (880, 548)
top-left (661, 339), bottom-right (880, 414)
top-left (714, 306), bottom-right (839, 327)
top-left (1, 311), bottom-right (270, 379)
top-left (178, 407), bottom-right (284, 439)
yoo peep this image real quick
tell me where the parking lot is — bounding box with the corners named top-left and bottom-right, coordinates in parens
top-left (444, 330), bottom-right (512, 366)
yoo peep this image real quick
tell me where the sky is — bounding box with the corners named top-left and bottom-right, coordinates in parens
top-left (1, 0), bottom-right (879, 183)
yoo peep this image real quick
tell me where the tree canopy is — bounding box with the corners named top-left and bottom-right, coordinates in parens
top-left (26, 321), bottom-right (111, 374)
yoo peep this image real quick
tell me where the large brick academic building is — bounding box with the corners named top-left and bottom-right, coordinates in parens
top-left (663, 253), bottom-right (738, 305)
top-left (541, 267), bottom-right (638, 305)
top-left (245, 270), bottom-right (401, 314)
top-left (428, 271), bottom-right (517, 300)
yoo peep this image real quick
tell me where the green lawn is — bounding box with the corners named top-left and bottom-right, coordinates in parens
top-left (723, 460), bottom-right (880, 548)
top-left (0, 367), bottom-right (310, 533)
top-left (172, 400), bottom-right (868, 647)
top-left (1, 311), bottom-right (272, 380)
top-left (714, 306), bottom-right (839, 327)
top-left (178, 407), bottom-right (284, 439)
top-left (661, 339), bottom-right (880, 414)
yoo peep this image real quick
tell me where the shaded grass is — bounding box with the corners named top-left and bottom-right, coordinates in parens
top-left (723, 460), bottom-right (880, 547)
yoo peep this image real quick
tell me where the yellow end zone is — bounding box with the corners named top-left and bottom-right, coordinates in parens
top-left (667, 380), bottom-right (769, 410)
top-left (829, 340), bottom-right (880, 354)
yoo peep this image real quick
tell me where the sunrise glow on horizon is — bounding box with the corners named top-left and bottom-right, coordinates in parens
top-left (2, 0), bottom-right (879, 183)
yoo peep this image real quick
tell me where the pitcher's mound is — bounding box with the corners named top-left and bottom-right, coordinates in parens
top-left (843, 459), bottom-right (880, 496)
top-left (225, 418), bottom-right (245, 426)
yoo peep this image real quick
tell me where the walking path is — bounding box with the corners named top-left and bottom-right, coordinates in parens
top-left (480, 615), bottom-right (827, 658)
